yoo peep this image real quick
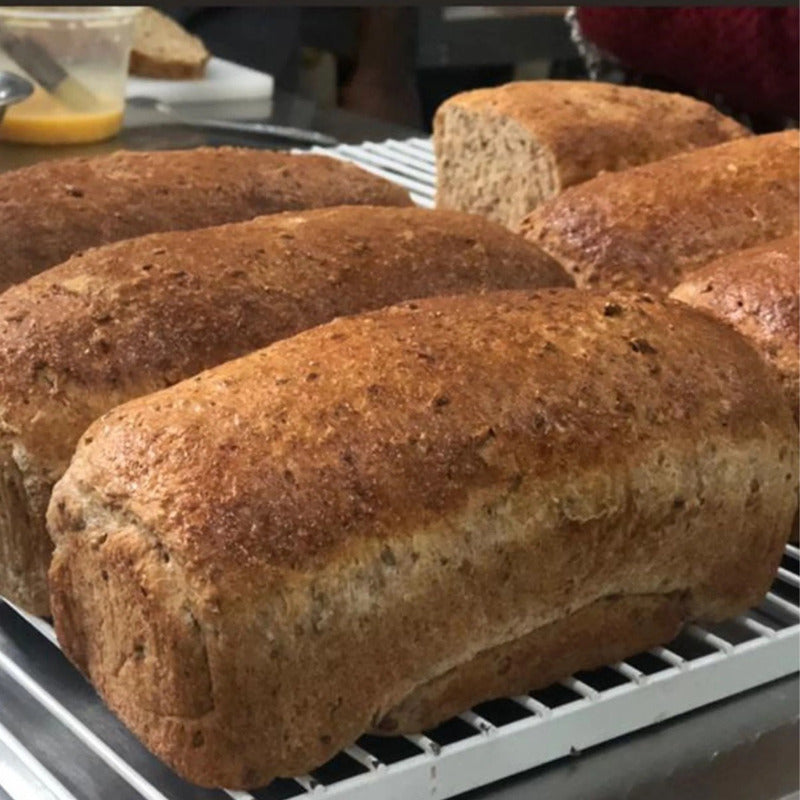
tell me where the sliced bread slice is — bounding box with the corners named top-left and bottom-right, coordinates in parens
top-left (129, 7), bottom-right (210, 80)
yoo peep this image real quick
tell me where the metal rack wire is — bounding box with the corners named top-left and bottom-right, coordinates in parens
top-left (308, 137), bottom-right (437, 208)
top-left (0, 138), bottom-right (797, 800)
top-left (1, 543), bottom-right (796, 800)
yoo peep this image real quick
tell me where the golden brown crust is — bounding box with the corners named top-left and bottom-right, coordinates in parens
top-left (520, 131), bottom-right (800, 293)
top-left (49, 289), bottom-right (797, 787)
top-left (0, 206), bottom-right (568, 614)
top-left (670, 236), bottom-right (799, 421)
top-left (433, 80), bottom-right (749, 227)
top-left (0, 148), bottom-right (412, 291)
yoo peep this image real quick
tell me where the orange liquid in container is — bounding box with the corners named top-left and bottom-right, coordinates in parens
top-left (0, 87), bottom-right (123, 145)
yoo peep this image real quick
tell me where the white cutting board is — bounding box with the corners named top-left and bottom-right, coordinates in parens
top-left (125, 57), bottom-right (274, 104)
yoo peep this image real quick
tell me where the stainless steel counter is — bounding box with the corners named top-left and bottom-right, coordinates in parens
top-left (468, 677), bottom-right (798, 800)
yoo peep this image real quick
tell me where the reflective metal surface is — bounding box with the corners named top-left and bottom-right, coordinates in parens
top-left (0, 88), bottom-right (420, 172)
top-left (0, 70), bottom-right (32, 123)
top-left (126, 95), bottom-right (339, 147)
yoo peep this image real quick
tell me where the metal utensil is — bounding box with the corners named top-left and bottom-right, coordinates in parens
top-left (0, 23), bottom-right (98, 111)
top-left (0, 70), bottom-right (33, 123)
top-left (127, 95), bottom-right (339, 148)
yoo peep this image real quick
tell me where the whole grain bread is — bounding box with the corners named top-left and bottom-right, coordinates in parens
top-left (130, 8), bottom-right (210, 80)
top-left (0, 148), bottom-right (411, 291)
top-left (519, 131), bottom-right (799, 293)
top-left (48, 289), bottom-right (797, 787)
top-left (434, 80), bottom-right (749, 229)
top-left (669, 236), bottom-right (800, 544)
top-left (0, 205), bottom-right (569, 615)
top-left (670, 236), bottom-right (799, 421)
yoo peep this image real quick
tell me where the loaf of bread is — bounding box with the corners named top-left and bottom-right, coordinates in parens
top-left (0, 148), bottom-right (411, 291)
top-left (433, 80), bottom-right (749, 229)
top-left (0, 205), bottom-right (569, 615)
top-left (130, 8), bottom-right (210, 80)
top-left (48, 289), bottom-right (797, 788)
top-left (519, 131), bottom-right (799, 293)
top-left (670, 236), bottom-right (799, 420)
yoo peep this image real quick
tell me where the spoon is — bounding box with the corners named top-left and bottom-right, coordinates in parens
top-left (127, 95), bottom-right (339, 148)
top-left (0, 71), bottom-right (33, 123)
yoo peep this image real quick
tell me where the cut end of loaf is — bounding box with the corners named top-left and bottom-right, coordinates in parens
top-left (433, 80), bottom-right (751, 231)
top-left (434, 104), bottom-right (559, 229)
top-left (129, 50), bottom-right (209, 82)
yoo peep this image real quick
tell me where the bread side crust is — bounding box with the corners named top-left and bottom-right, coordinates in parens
top-left (0, 440), bottom-right (52, 613)
top-left (373, 592), bottom-right (685, 733)
top-left (129, 50), bottom-right (209, 80)
top-left (670, 235), bottom-right (799, 420)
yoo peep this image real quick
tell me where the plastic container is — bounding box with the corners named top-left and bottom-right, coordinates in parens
top-left (0, 6), bottom-right (138, 145)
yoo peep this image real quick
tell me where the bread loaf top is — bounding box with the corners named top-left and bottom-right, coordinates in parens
top-left (0, 148), bottom-right (411, 291)
top-left (435, 81), bottom-right (749, 190)
top-left (519, 131), bottom-right (799, 293)
top-left (1, 204), bottom-right (568, 616)
top-left (51, 288), bottom-right (792, 578)
top-left (670, 235), bottom-right (799, 417)
top-left (0, 205), bottom-right (568, 483)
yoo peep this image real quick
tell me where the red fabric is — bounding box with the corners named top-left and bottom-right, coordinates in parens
top-left (577, 7), bottom-right (799, 119)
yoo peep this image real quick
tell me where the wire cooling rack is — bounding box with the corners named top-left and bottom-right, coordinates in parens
top-left (1, 544), bottom-right (797, 800)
